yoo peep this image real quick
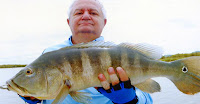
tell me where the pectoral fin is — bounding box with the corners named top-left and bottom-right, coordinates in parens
top-left (52, 80), bottom-right (71, 104)
top-left (134, 79), bottom-right (161, 93)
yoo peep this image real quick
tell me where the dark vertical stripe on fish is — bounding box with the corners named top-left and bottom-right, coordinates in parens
top-left (126, 49), bottom-right (136, 68)
top-left (66, 49), bottom-right (83, 74)
top-left (86, 48), bottom-right (102, 75)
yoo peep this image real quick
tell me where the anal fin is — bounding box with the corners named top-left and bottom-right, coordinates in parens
top-left (134, 79), bottom-right (161, 93)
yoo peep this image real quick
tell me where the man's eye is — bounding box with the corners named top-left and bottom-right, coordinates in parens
top-left (75, 12), bottom-right (83, 15)
top-left (90, 12), bottom-right (98, 15)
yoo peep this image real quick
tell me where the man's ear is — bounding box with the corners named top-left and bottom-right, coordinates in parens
top-left (104, 19), bottom-right (107, 26)
top-left (67, 18), bottom-right (70, 25)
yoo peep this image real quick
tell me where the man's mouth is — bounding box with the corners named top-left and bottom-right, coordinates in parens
top-left (79, 21), bottom-right (94, 25)
top-left (79, 23), bottom-right (93, 26)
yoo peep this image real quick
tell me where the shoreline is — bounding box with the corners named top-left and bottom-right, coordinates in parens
top-left (0, 65), bottom-right (26, 68)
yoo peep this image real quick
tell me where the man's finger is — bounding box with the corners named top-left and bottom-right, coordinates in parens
top-left (108, 67), bottom-right (120, 86)
top-left (98, 74), bottom-right (110, 90)
top-left (21, 95), bottom-right (37, 100)
top-left (116, 67), bottom-right (129, 81)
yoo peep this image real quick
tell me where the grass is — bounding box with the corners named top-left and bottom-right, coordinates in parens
top-left (0, 64), bottom-right (26, 68)
top-left (160, 52), bottom-right (200, 62)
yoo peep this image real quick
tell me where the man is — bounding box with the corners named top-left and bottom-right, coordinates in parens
top-left (20, 0), bottom-right (153, 103)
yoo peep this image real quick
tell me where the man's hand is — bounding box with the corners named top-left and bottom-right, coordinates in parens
top-left (19, 95), bottom-right (41, 104)
top-left (97, 67), bottom-right (138, 104)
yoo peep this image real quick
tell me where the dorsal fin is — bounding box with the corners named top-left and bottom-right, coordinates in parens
top-left (119, 43), bottom-right (163, 60)
top-left (59, 41), bottom-right (163, 60)
top-left (60, 41), bottom-right (116, 50)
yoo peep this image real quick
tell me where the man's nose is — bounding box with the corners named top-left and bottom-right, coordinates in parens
top-left (81, 12), bottom-right (91, 20)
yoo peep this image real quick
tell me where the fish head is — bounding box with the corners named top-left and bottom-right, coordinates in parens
top-left (6, 65), bottom-right (64, 100)
top-left (170, 56), bottom-right (200, 95)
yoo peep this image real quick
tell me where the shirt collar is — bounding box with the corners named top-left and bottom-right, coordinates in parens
top-left (68, 36), bottom-right (104, 45)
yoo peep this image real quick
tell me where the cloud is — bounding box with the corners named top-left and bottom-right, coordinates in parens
top-left (169, 19), bottom-right (197, 28)
top-left (0, 0), bottom-right (200, 64)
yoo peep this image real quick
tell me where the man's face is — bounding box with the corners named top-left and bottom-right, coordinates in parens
top-left (67, 0), bottom-right (106, 43)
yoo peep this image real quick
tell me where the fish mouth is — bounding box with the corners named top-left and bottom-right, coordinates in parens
top-left (6, 80), bottom-right (29, 96)
top-left (6, 80), bottom-right (48, 99)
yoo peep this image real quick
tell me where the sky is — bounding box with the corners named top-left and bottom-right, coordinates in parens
top-left (0, 0), bottom-right (200, 65)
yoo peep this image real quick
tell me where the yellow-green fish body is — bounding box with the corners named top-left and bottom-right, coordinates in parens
top-left (2, 41), bottom-right (200, 104)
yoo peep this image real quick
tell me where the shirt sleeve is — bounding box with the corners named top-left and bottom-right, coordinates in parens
top-left (42, 40), bottom-right (71, 54)
top-left (135, 88), bottom-right (153, 104)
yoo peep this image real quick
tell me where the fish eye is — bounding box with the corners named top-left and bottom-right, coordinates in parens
top-left (26, 68), bottom-right (33, 75)
top-left (182, 66), bottom-right (188, 73)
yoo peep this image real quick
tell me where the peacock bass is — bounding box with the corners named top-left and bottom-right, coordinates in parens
top-left (1, 41), bottom-right (200, 104)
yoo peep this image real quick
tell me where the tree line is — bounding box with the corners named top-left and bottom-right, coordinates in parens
top-left (160, 52), bottom-right (200, 62)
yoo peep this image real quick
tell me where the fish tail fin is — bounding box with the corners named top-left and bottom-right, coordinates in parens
top-left (168, 56), bottom-right (200, 95)
top-left (169, 76), bottom-right (200, 95)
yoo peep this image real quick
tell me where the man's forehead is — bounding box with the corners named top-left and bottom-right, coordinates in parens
top-left (73, 0), bottom-right (100, 5)
top-left (72, 0), bottom-right (101, 11)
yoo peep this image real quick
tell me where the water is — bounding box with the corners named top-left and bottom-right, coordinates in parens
top-left (151, 78), bottom-right (200, 104)
top-left (0, 68), bottom-right (24, 104)
top-left (0, 68), bottom-right (200, 104)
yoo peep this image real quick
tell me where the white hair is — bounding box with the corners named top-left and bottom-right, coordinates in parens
top-left (67, 0), bottom-right (107, 19)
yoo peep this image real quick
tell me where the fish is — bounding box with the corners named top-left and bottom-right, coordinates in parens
top-left (1, 41), bottom-right (200, 104)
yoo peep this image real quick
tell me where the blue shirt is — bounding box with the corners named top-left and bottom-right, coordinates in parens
top-left (42, 36), bottom-right (153, 104)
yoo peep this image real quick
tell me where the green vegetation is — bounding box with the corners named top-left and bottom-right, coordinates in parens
top-left (160, 52), bottom-right (200, 62)
top-left (0, 64), bottom-right (26, 68)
